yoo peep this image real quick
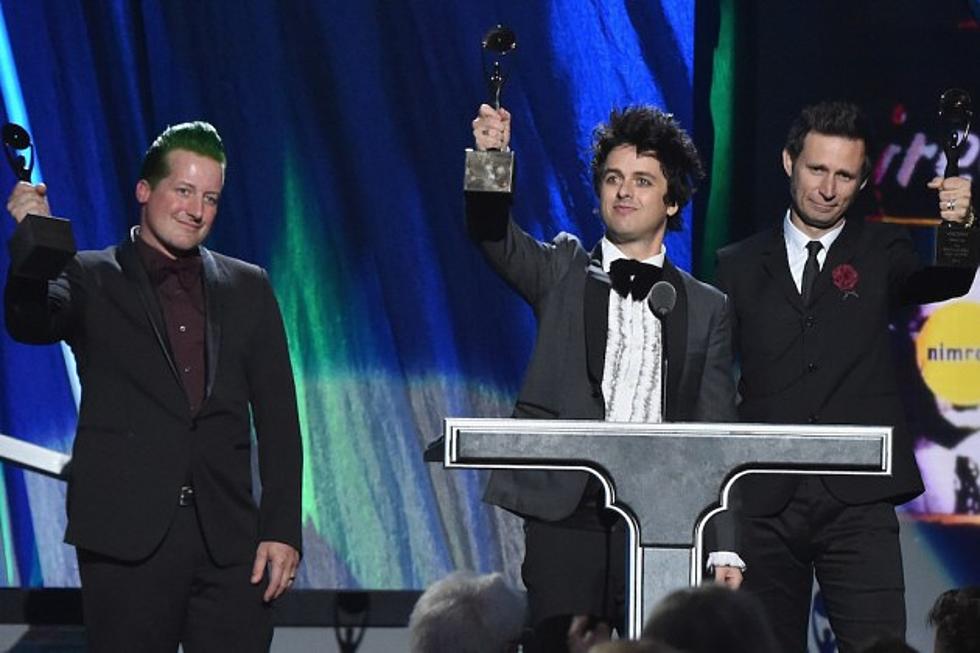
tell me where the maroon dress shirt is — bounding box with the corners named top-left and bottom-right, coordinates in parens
top-left (137, 238), bottom-right (206, 413)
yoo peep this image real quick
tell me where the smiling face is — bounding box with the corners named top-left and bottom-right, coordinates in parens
top-left (784, 132), bottom-right (867, 238)
top-left (135, 149), bottom-right (224, 259)
top-left (598, 144), bottom-right (678, 259)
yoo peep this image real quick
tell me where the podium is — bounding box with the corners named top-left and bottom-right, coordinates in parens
top-left (442, 418), bottom-right (891, 638)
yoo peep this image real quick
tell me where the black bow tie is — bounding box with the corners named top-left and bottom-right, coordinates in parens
top-left (609, 258), bottom-right (662, 300)
top-left (149, 256), bottom-right (202, 291)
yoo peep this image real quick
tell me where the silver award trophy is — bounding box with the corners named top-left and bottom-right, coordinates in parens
top-left (3, 123), bottom-right (76, 279)
top-left (935, 89), bottom-right (978, 267)
top-left (464, 25), bottom-right (516, 194)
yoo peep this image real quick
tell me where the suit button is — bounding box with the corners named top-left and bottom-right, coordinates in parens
top-left (808, 414), bottom-right (818, 423)
top-left (807, 363), bottom-right (818, 372)
top-left (804, 316), bottom-right (815, 328)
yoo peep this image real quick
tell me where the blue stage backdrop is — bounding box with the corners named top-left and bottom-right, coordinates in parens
top-left (0, 1), bottom-right (698, 589)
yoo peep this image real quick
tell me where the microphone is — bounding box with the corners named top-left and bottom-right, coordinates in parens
top-left (647, 280), bottom-right (677, 318)
top-left (647, 280), bottom-right (675, 422)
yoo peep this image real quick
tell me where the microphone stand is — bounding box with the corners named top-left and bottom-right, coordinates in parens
top-left (647, 281), bottom-right (677, 422)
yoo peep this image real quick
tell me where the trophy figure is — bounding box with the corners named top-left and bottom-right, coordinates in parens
top-left (934, 89), bottom-right (978, 267)
top-left (463, 25), bottom-right (516, 194)
top-left (3, 123), bottom-right (76, 279)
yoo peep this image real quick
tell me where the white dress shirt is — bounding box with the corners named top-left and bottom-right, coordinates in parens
top-left (600, 238), bottom-right (665, 423)
top-left (783, 210), bottom-right (845, 290)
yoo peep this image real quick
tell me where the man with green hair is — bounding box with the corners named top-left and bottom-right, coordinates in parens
top-left (5, 121), bottom-right (302, 652)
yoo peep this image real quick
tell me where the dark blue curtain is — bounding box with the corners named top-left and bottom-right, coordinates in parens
top-left (0, 0), bottom-right (696, 589)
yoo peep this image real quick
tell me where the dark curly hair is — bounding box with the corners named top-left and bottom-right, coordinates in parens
top-left (590, 106), bottom-right (704, 231)
top-left (784, 101), bottom-right (873, 180)
top-left (928, 587), bottom-right (980, 653)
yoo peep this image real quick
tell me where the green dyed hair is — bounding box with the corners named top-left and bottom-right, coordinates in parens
top-left (139, 121), bottom-right (226, 188)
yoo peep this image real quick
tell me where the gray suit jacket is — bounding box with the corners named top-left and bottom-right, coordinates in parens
top-left (467, 195), bottom-right (738, 547)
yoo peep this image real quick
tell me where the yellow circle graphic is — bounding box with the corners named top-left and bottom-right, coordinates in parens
top-left (916, 302), bottom-right (980, 406)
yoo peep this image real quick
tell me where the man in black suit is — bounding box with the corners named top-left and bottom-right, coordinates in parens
top-left (715, 101), bottom-right (976, 652)
top-left (469, 104), bottom-right (741, 652)
top-left (4, 121), bottom-right (302, 652)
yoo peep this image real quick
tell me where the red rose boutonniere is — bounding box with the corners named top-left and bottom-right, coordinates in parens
top-left (832, 264), bottom-right (859, 299)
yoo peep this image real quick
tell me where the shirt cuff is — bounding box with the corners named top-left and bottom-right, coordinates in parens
top-left (706, 551), bottom-right (747, 572)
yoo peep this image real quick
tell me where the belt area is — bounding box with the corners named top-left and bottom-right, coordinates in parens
top-left (178, 485), bottom-right (195, 507)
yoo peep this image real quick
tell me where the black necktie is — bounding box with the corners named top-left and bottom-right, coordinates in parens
top-left (800, 240), bottom-right (822, 305)
top-left (609, 258), bottom-right (662, 301)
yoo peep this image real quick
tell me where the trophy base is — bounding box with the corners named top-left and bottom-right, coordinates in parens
top-left (464, 149), bottom-right (514, 193)
top-left (8, 213), bottom-right (77, 280)
top-left (934, 221), bottom-right (979, 268)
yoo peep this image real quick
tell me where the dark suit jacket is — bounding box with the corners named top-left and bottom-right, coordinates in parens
top-left (4, 231), bottom-right (302, 565)
top-left (467, 195), bottom-right (738, 548)
top-left (715, 218), bottom-right (976, 515)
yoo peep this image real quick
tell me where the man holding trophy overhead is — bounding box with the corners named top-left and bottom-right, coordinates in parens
top-left (467, 100), bottom-right (742, 651)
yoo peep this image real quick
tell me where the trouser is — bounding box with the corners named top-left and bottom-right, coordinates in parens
top-left (741, 477), bottom-right (906, 653)
top-left (520, 500), bottom-right (627, 653)
top-left (77, 501), bottom-right (272, 653)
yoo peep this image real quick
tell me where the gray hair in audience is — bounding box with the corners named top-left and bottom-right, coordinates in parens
top-left (408, 571), bottom-right (526, 653)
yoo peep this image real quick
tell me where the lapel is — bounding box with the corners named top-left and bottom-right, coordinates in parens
top-left (118, 228), bottom-right (222, 404)
top-left (661, 259), bottom-right (687, 421)
top-left (584, 243), bottom-right (610, 397)
top-left (200, 247), bottom-right (222, 401)
top-left (760, 225), bottom-right (806, 312)
top-left (810, 218), bottom-right (860, 306)
top-left (117, 228), bottom-right (182, 386)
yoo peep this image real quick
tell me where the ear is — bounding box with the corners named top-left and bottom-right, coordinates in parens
top-left (782, 149), bottom-right (794, 177)
top-left (666, 202), bottom-right (679, 217)
top-left (135, 179), bottom-right (151, 204)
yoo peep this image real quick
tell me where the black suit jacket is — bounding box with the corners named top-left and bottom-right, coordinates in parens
top-left (467, 195), bottom-right (738, 548)
top-left (715, 218), bottom-right (976, 515)
top-left (4, 231), bottom-right (302, 565)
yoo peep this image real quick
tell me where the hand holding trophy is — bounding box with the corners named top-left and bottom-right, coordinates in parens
top-left (933, 89), bottom-right (977, 267)
top-left (3, 123), bottom-right (76, 279)
top-left (464, 25), bottom-right (516, 194)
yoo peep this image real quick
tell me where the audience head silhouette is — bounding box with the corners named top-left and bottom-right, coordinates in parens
top-left (929, 586), bottom-right (980, 653)
top-left (641, 584), bottom-right (778, 653)
top-left (408, 571), bottom-right (525, 653)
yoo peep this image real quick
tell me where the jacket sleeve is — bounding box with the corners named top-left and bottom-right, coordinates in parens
top-left (694, 273), bottom-right (743, 560)
top-left (888, 227), bottom-right (977, 306)
top-left (465, 191), bottom-right (577, 306)
top-left (703, 507), bottom-right (741, 561)
top-left (4, 259), bottom-right (82, 344)
top-left (246, 269), bottom-right (304, 554)
top-left (693, 292), bottom-right (739, 424)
